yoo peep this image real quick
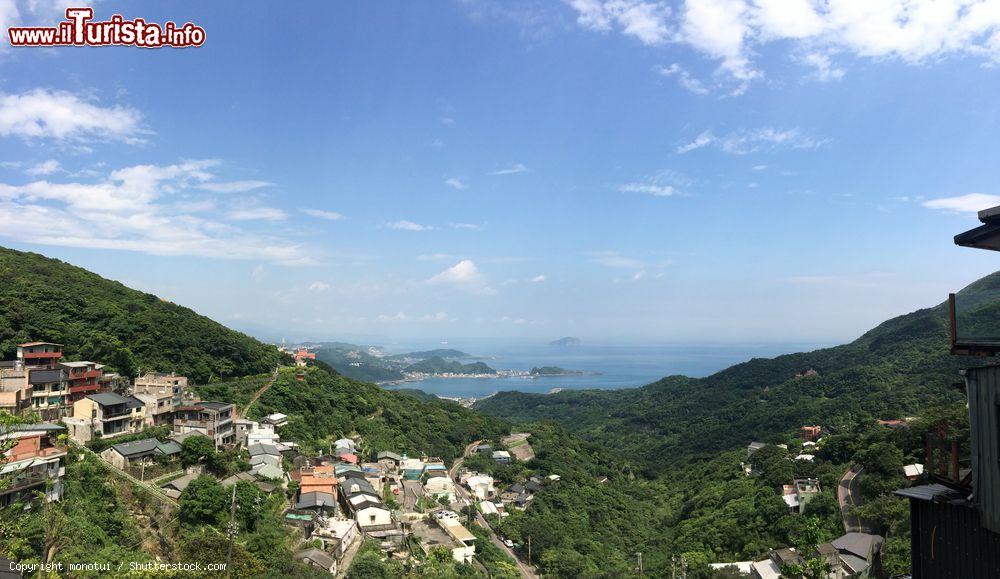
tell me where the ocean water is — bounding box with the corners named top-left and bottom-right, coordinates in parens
top-left (379, 341), bottom-right (831, 399)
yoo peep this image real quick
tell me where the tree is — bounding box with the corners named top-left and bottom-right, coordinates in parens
top-left (180, 435), bottom-right (216, 468)
top-left (179, 475), bottom-right (228, 526)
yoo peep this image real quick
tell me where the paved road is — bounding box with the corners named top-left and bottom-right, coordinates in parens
top-left (838, 465), bottom-right (867, 533)
top-left (452, 440), bottom-right (539, 579)
top-left (335, 534), bottom-right (364, 578)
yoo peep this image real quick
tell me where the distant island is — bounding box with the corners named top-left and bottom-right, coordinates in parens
top-left (530, 366), bottom-right (586, 376)
top-left (387, 348), bottom-right (470, 360)
top-left (405, 356), bottom-right (497, 375)
top-left (549, 336), bottom-right (581, 347)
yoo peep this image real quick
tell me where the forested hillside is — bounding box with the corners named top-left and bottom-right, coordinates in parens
top-left (0, 246), bottom-right (288, 382)
top-left (195, 366), bottom-right (510, 462)
top-left (476, 273), bottom-right (997, 477)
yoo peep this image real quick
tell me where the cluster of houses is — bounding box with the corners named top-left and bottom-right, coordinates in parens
top-left (712, 533), bottom-right (884, 579)
top-left (278, 346), bottom-right (316, 367)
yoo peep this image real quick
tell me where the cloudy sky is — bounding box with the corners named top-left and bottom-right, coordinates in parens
top-left (2, 0), bottom-right (1000, 344)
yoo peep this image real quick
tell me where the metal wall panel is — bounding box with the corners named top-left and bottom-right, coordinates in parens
top-left (967, 365), bottom-right (1000, 533)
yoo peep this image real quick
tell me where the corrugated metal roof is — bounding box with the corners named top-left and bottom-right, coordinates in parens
top-left (894, 484), bottom-right (966, 503)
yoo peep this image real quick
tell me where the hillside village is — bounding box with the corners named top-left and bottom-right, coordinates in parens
top-left (0, 341), bottom-right (546, 576)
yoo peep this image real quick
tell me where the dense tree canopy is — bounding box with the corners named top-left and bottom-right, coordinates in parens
top-left (0, 246), bottom-right (289, 381)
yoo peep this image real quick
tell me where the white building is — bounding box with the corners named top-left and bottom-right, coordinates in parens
top-left (425, 476), bottom-right (457, 502)
top-left (465, 474), bottom-right (495, 500)
top-left (313, 518), bottom-right (358, 558)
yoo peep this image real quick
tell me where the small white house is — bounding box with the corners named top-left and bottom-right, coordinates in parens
top-left (465, 474), bottom-right (495, 500)
top-left (425, 476), bottom-right (457, 502)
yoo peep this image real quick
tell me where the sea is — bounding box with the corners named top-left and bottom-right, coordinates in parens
top-left (377, 340), bottom-right (833, 399)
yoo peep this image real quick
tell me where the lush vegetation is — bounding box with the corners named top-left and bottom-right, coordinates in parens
top-left (472, 274), bottom-right (997, 576)
top-left (404, 356), bottom-right (495, 375)
top-left (0, 246), bottom-right (289, 382)
top-left (198, 366), bottom-right (510, 463)
top-left (0, 450), bottom-right (158, 574)
top-left (475, 276), bottom-right (992, 475)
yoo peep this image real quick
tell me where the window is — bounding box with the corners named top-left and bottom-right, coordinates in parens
top-left (369, 514), bottom-right (376, 523)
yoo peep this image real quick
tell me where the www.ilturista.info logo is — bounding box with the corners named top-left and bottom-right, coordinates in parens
top-left (8, 8), bottom-right (205, 48)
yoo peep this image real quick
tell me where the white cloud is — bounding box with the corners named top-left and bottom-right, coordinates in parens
top-left (445, 177), bottom-right (468, 190)
top-left (384, 220), bottom-right (435, 231)
top-left (677, 127), bottom-right (826, 154)
top-left (302, 208), bottom-right (344, 221)
top-left (0, 160), bottom-right (312, 265)
top-left (620, 182), bottom-right (682, 197)
top-left (199, 180), bottom-right (273, 193)
top-left (24, 159), bottom-right (61, 176)
top-left (487, 163), bottom-right (527, 175)
top-left (530, 274), bottom-right (548, 283)
top-left (923, 193), bottom-right (1000, 213)
top-left (568, 0), bottom-right (672, 45)
top-left (801, 52), bottom-right (845, 82)
top-left (228, 206), bottom-right (288, 221)
top-left (655, 63), bottom-right (709, 95)
top-left (0, 89), bottom-right (147, 144)
top-left (251, 265), bottom-right (266, 282)
top-left (377, 311), bottom-right (408, 322)
top-left (308, 281), bottom-right (330, 292)
top-left (427, 259), bottom-right (498, 295)
top-left (682, 0), bottom-right (758, 87)
top-left (450, 222), bottom-right (482, 230)
top-left (586, 250), bottom-right (643, 269)
top-left (418, 253), bottom-right (454, 261)
top-left (568, 0), bottom-right (1000, 92)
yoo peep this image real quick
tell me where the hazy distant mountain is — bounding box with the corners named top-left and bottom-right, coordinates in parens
top-left (549, 336), bottom-right (581, 347)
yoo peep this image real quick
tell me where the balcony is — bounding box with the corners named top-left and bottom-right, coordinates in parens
top-left (69, 383), bottom-right (101, 395)
top-left (21, 351), bottom-right (62, 360)
top-left (8, 446), bottom-right (67, 463)
top-left (70, 370), bottom-right (102, 380)
top-left (949, 290), bottom-right (1000, 355)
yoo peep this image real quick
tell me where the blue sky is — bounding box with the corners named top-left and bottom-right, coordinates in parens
top-left (2, 0), bottom-right (1000, 344)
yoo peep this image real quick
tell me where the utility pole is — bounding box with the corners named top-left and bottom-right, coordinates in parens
top-left (226, 484), bottom-right (237, 577)
top-left (671, 555), bottom-right (676, 579)
top-left (637, 552), bottom-right (643, 575)
top-left (527, 535), bottom-right (531, 566)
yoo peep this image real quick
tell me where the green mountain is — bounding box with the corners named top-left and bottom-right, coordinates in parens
top-left (477, 275), bottom-right (994, 476)
top-left (387, 348), bottom-right (471, 360)
top-left (405, 356), bottom-right (496, 375)
top-left (0, 247), bottom-right (288, 382)
top-left (199, 366), bottom-right (509, 462)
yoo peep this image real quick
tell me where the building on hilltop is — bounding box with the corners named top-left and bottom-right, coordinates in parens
top-left (16, 342), bottom-right (63, 367)
top-left (100, 437), bottom-right (181, 470)
top-left (0, 362), bottom-right (32, 414)
top-left (0, 423), bottom-right (68, 506)
top-left (28, 366), bottom-right (69, 420)
top-left (799, 425), bottom-right (822, 442)
top-left (132, 372), bottom-right (187, 426)
top-left (60, 361), bottom-right (106, 403)
top-left (64, 392), bottom-right (145, 443)
top-left (172, 401), bottom-right (235, 448)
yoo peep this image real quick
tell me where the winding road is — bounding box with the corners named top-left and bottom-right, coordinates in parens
top-left (452, 440), bottom-right (539, 579)
top-left (838, 465), bottom-right (868, 533)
